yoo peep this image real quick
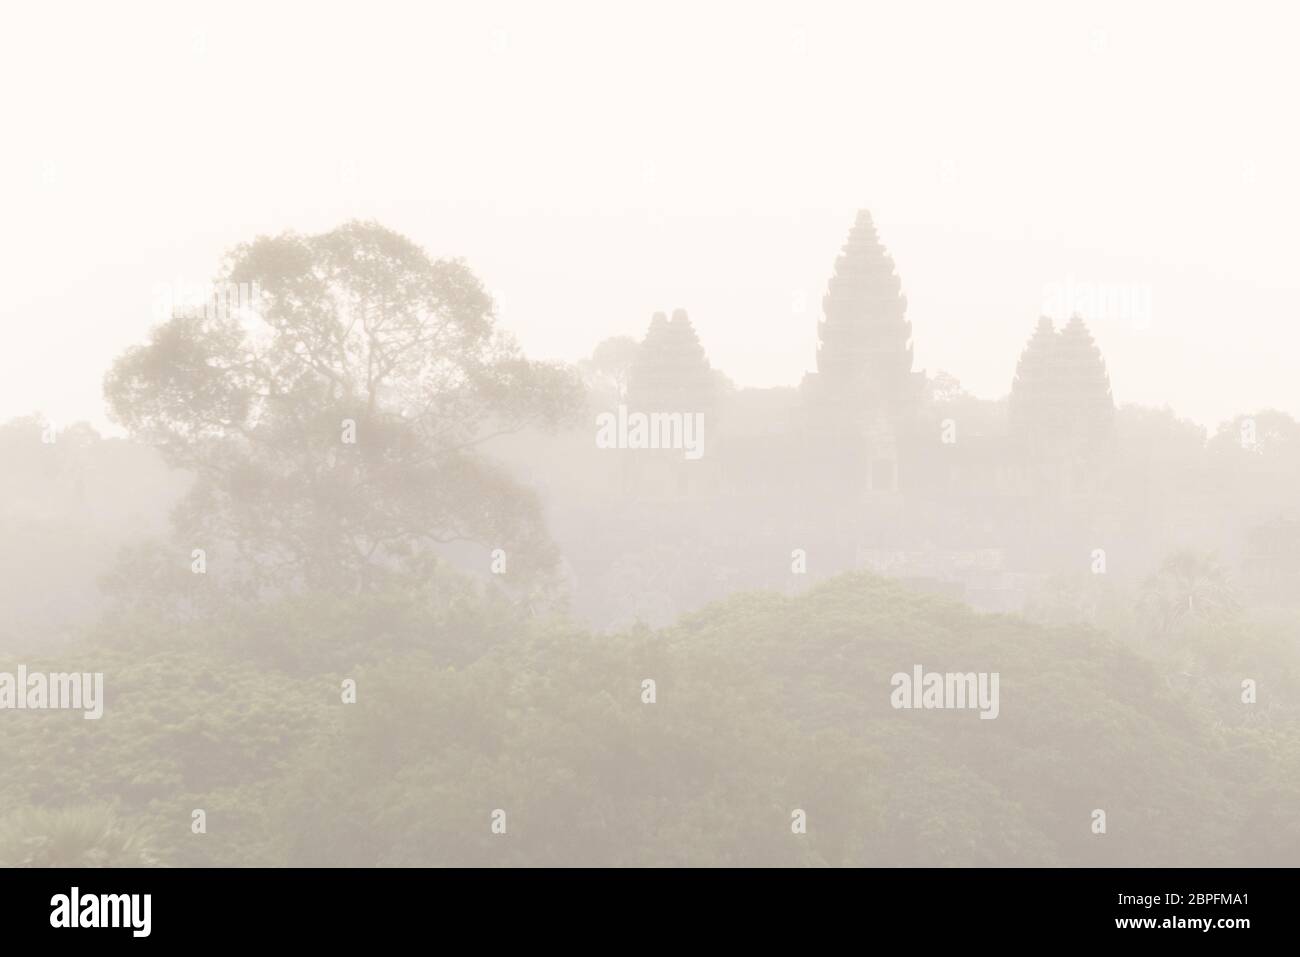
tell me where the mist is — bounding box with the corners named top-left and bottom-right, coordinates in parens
top-left (0, 1), bottom-right (1297, 869)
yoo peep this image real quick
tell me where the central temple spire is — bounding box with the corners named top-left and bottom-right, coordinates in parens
top-left (814, 210), bottom-right (918, 415)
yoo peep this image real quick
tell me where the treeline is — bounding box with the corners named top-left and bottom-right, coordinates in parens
top-left (1, 570), bottom-right (1295, 866)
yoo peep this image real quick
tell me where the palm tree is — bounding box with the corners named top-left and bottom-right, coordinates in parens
top-left (0, 806), bottom-right (160, 867)
top-left (1140, 550), bottom-right (1241, 635)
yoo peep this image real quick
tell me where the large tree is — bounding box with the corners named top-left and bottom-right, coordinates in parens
top-left (105, 221), bottom-right (584, 594)
top-left (584, 335), bottom-right (640, 402)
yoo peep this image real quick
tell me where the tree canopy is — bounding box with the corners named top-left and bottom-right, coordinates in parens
top-left (104, 221), bottom-right (584, 593)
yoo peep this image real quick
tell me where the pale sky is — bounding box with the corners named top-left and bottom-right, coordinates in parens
top-left (3, 1), bottom-right (1298, 433)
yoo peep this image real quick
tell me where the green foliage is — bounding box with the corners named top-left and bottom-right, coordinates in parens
top-left (3, 569), bottom-right (1294, 866)
top-left (0, 806), bottom-right (159, 867)
top-left (103, 221), bottom-right (585, 594)
top-left (1140, 549), bottom-right (1241, 636)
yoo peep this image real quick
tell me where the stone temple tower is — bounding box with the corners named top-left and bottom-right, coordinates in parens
top-left (802, 210), bottom-right (922, 494)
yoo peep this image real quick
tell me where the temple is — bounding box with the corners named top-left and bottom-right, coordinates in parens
top-left (568, 209), bottom-right (1120, 620)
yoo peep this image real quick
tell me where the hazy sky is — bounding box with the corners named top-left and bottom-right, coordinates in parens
top-left (3, 1), bottom-right (1298, 433)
